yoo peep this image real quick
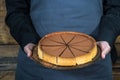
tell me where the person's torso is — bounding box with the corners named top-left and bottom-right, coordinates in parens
top-left (30, 0), bottom-right (103, 37)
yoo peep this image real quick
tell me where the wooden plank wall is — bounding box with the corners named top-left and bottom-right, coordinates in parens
top-left (0, 0), bottom-right (17, 80)
top-left (0, 0), bottom-right (17, 44)
top-left (0, 0), bottom-right (120, 80)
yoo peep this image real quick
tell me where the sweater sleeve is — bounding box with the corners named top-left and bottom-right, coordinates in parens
top-left (97, 0), bottom-right (120, 47)
top-left (5, 0), bottom-right (40, 49)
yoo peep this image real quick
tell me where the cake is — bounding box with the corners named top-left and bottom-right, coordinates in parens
top-left (37, 32), bottom-right (97, 66)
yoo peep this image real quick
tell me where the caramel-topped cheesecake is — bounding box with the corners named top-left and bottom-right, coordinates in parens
top-left (38, 32), bottom-right (97, 66)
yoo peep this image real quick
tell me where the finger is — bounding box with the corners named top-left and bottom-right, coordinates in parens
top-left (101, 49), bottom-right (107, 59)
top-left (101, 46), bottom-right (110, 59)
top-left (97, 41), bottom-right (111, 59)
top-left (24, 43), bottom-right (36, 58)
top-left (24, 47), bottom-right (32, 57)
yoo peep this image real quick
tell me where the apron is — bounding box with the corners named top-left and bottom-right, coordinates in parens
top-left (15, 48), bottom-right (112, 80)
top-left (15, 0), bottom-right (113, 80)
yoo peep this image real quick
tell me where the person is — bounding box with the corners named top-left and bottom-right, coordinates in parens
top-left (5, 0), bottom-right (120, 80)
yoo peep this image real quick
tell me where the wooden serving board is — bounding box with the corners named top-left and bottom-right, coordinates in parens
top-left (32, 46), bottom-right (101, 70)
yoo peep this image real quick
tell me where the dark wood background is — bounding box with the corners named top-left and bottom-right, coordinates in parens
top-left (0, 0), bottom-right (120, 80)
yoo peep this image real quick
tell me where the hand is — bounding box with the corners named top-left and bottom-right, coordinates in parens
top-left (24, 43), bottom-right (36, 58)
top-left (97, 41), bottom-right (111, 59)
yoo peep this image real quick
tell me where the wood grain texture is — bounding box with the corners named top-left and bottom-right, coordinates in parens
top-left (0, 45), bottom-right (19, 57)
top-left (0, 0), bottom-right (17, 44)
top-left (0, 45), bottom-right (17, 80)
top-left (0, 71), bottom-right (15, 80)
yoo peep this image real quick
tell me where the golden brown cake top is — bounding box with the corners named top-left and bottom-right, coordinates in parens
top-left (39, 32), bottom-right (96, 58)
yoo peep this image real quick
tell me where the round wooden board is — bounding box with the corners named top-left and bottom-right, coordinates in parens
top-left (31, 46), bottom-right (101, 70)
